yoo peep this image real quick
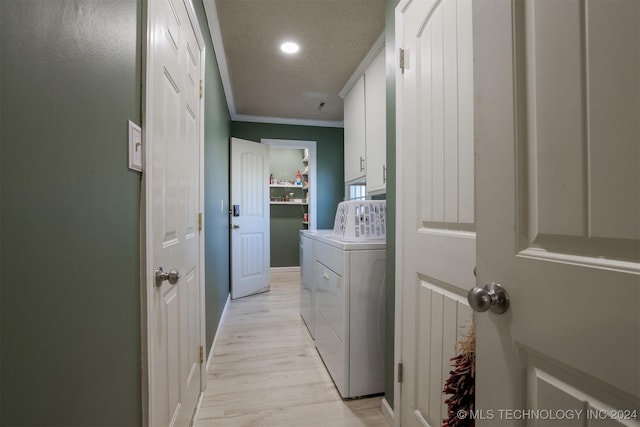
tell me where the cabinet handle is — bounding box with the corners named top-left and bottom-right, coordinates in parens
top-left (359, 156), bottom-right (365, 172)
top-left (383, 164), bottom-right (387, 184)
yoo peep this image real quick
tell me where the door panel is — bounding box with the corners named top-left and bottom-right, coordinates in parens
top-left (415, 283), bottom-right (473, 425)
top-left (396, 0), bottom-right (475, 425)
top-left (231, 138), bottom-right (270, 299)
top-left (147, 0), bottom-right (203, 425)
top-left (344, 76), bottom-right (367, 182)
top-left (240, 232), bottom-right (265, 275)
top-left (474, 0), bottom-right (639, 424)
top-left (178, 16), bottom-right (202, 425)
top-left (517, 0), bottom-right (640, 259)
top-left (365, 50), bottom-right (387, 194)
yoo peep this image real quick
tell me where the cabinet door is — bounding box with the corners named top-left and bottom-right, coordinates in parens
top-left (365, 50), bottom-right (387, 194)
top-left (344, 75), bottom-right (366, 183)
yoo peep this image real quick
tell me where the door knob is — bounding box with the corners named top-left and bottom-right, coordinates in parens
top-left (467, 282), bottom-right (509, 314)
top-left (155, 267), bottom-right (180, 286)
top-left (231, 224), bottom-right (240, 229)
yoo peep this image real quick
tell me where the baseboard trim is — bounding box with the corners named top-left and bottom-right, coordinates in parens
top-left (189, 392), bottom-right (205, 427)
top-left (270, 266), bottom-right (301, 273)
top-left (207, 293), bottom-right (231, 371)
top-left (191, 294), bottom-right (230, 426)
top-left (381, 397), bottom-right (394, 425)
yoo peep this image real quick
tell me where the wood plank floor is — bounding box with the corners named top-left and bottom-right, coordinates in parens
top-left (195, 269), bottom-right (389, 427)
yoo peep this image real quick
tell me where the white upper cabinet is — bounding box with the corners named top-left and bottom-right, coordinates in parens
top-left (343, 75), bottom-right (367, 183)
top-left (364, 51), bottom-right (386, 194)
top-left (342, 40), bottom-right (387, 194)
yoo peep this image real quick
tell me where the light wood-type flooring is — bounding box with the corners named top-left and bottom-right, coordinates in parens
top-left (195, 269), bottom-right (389, 427)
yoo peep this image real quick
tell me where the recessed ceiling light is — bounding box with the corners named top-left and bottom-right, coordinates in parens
top-left (280, 41), bottom-right (300, 55)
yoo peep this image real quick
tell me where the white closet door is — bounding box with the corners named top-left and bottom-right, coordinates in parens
top-left (474, 0), bottom-right (639, 423)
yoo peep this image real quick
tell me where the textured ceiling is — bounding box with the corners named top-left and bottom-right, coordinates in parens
top-left (209, 0), bottom-right (385, 126)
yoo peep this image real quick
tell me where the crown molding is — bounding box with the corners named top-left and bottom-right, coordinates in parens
top-left (202, 0), bottom-right (235, 117)
top-left (203, 0), bottom-right (346, 129)
top-left (339, 32), bottom-right (385, 98)
top-left (233, 114), bottom-right (343, 128)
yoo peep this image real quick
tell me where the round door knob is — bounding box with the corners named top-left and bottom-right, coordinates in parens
top-left (155, 267), bottom-right (180, 286)
top-left (467, 282), bottom-right (509, 314)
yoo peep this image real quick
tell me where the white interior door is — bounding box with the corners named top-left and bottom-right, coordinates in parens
top-left (145, 0), bottom-right (204, 425)
top-left (395, 0), bottom-right (476, 425)
top-left (231, 137), bottom-right (270, 299)
top-left (473, 0), bottom-right (639, 424)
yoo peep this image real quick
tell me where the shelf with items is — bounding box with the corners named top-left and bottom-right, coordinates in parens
top-left (270, 181), bottom-right (305, 206)
top-left (301, 194), bottom-right (309, 228)
top-left (270, 184), bottom-right (305, 188)
top-left (270, 201), bottom-right (308, 205)
top-left (302, 150), bottom-right (310, 230)
top-left (268, 149), bottom-right (311, 229)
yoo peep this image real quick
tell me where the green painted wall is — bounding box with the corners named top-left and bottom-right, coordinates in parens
top-left (231, 122), bottom-right (344, 230)
top-left (1, 0), bottom-right (143, 424)
top-left (385, 0), bottom-right (399, 410)
top-left (269, 205), bottom-right (305, 267)
top-left (270, 148), bottom-right (305, 183)
top-left (192, 0), bottom-right (232, 356)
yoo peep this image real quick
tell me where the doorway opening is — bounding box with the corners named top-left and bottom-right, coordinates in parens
top-left (262, 139), bottom-right (317, 269)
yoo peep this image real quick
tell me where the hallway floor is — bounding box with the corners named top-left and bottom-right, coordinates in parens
top-left (195, 269), bottom-right (389, 427)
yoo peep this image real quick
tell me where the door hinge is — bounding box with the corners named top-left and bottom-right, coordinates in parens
top-left (199, 345), bottom-right (204, 364)
top-left (199, 80), bottom-right (203, 98)
top-left (397, 362), bottom-right (403, 383)
top-left (198, 212), bottom-right (203, 232)
top-left (399, 48), bottom-right (405, 74)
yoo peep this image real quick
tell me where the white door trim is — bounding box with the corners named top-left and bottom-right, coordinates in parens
top-left (261, 139), bottom-right (317, 231)
top-left (392, 2), bottom-right (409, 425)
top-left (141, 0), bottom-right (207, 424)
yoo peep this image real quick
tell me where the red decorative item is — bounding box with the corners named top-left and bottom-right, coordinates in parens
top-left (442, 321), bottom-right (475, 427)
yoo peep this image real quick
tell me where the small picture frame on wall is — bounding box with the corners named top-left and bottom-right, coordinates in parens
top-left (128, 120), bottom-right (143, 172)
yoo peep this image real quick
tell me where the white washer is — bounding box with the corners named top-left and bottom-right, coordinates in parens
top-left (312, 232), bottom-right (386, 398)
top-left (300, 229), bottom-right (335, 338)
